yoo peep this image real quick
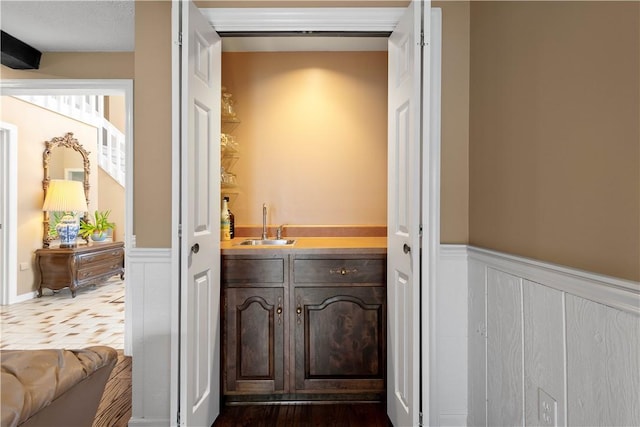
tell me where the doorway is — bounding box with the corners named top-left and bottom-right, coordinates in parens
top-left (0, 79), bottom-right (134, 355)
top-left (175, 4), bottom-right (441, 426)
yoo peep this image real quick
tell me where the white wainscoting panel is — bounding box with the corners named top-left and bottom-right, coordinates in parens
top-left (436, 245), bottom-right (468, 426)
top-left (467, 257), bottom-right (487, 427)
top-left (566, 295), bottom-right (640, 426)
top-left (128, 248), bottom-right (172, 427)
top-left (486, 268), bottom-right (523, 426)
top-left (523, 281), bottom-right (565, 426)
top-left (468, 246), bottom-right (640, 427)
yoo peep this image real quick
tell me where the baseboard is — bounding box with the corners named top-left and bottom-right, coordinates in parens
top-left (127, 417), bottom-right (171, 426)
top-left (14, 291), bottom-right (38, 304)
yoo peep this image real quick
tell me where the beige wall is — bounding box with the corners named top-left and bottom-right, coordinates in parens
top-left (222, 51), bottom-right (388, 227)
top-left (133, 1), bottom-right (173, 247)
top-left (0, 53), bottom-right (133, 80)
top-left (105, 96), bottom-right (126, 134)
top-left (98, 169), bottom-right (126, 242)
top-left (0, 97), bottom-right (99, 295)
top-left (469, 1), bottom-right (640, 281)
top-left (434, 1), bottom-right (470, 244)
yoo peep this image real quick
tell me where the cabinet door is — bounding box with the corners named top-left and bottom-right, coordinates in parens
top-left (294, 286), bottom-right (385, 395)
top-left (223, 287), bottom-right (285, 394)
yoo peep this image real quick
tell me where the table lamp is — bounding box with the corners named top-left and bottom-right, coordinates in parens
top-left (42, 179), bottom-right (88, 248)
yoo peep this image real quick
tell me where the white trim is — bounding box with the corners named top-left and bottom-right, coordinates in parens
top-left (468, 246), bottom-right (640, 316)
top-left (170, 2), bottom-right (181, 425)
top-left (202, 7), bottom-right (405, 32)
top-left (13, 291), bottom-right (38, 304)
top-left (127, 418), bottom-right (171, 427)
top-left (439, 244), bottom-right (468, 260)
top-left (424, 7), bottom-right (441, 426)
top-left (0, 122), bottom-right (18, 305)
top-left (1, 80), bottom-right (130, 95)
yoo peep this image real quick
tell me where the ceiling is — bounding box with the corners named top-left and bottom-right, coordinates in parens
top-left (0, 0), bottom-right (135, 52)
top-left (0, 1), bottom-right (388, 54)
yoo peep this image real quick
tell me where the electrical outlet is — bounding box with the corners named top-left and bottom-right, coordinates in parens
top-left (538, 388), bottom-right (557, 427)
top-left (19, 262), bottom-right (30, 271)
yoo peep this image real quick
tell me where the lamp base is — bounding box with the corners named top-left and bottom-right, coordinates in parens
top-left (56, 213), bottom-right (80, 247)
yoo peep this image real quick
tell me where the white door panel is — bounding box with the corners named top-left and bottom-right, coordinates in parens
top-left (180, 1), bottom-right (221, 425)
top-left (388, 1), bottom-right (428, 426)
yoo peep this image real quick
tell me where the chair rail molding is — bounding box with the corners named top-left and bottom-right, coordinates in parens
top-left (468, 246), bottom-right (640, 315)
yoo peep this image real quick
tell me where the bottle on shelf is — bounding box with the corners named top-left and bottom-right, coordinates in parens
top-left (225, 196), bottom-right (235, 239)
top-left (221, 198), bottom-right (231, 241)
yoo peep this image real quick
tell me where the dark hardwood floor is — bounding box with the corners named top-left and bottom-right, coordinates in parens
top-left (90, 355), bottom-right (390, 427)
top-left (93, 350), bottom-right (132, 427)
top-left (213, 403), bottom-right (391, 427)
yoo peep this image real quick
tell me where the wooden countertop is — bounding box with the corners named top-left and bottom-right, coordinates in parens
top-left (220, 237), bottom-right (387, 255)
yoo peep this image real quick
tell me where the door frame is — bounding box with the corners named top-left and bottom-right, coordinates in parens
top-left (0, 79), bottom-right (134, 354)
top-left (424, 8), bottom-right (442, 425)
top-left (0, 122), bottom-right (18, 305)
top-left (171, 4), bottom-right (441, 424)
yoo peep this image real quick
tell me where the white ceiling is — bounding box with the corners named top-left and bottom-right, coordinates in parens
top-left (0, 1), bottom-right (389, 54)
top-left (0, 0), bottom-right (135, 52)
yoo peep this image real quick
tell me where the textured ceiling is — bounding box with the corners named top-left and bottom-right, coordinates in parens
top-left (0, 0), bottom-right (135, 52)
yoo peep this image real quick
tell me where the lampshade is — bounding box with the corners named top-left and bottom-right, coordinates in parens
top-left (42, 179), bottom-right (88, 213)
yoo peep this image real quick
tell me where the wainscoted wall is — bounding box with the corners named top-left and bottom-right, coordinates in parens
top-left (468, 247), bottom-right (640, 427)
top-left (128, 248), bottom-right (173, 426)
top-left (436, 245), bottom-right (468, 426)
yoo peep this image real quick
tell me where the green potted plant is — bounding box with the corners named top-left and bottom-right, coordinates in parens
top-left (80, 210), bottom-right (115, 242)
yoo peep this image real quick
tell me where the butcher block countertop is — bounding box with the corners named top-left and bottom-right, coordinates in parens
top-left (220, 236), bottom-right (387, 255)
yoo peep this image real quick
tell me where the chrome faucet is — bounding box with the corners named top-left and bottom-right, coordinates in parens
top-left (261, 203), bottom-right (268, 240)
top-left (276, 224), bottom-right (286, 240)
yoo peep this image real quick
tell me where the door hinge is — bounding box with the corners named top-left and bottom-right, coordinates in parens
top-left (177, 31), bottom-right (183, 46)
top-left (419, 412), bottom-right (424, 426)
top-left (420, 31), bottom-right (425, 47)
top-left (419, 224), bottom-right (423, 237)
top-left (177, 410), bottom-right (181, 425)
top-left (178, 223), bottom-right (182, 238)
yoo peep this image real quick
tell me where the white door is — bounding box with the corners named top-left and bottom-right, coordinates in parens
top-left (387, 1), bottom-right (429, 426)
top-left (179, 1), bottom-right (222, 425)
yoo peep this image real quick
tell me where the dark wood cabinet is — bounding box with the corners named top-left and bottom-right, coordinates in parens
top-left (221, 251), bottom-right (386, 403)
top-left (35, 242), bottom-right (124, 297)
top-left (294, 286), bottom-right (385, 394)
top-left (222, 255), bottom-right (287, 398)
top-left (224, 287), bottom-right (285, 394)
top-left (292, 254), bottom-right (386, 398)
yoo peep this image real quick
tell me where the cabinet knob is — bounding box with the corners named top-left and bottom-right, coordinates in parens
top-left (330, 267), bottom-right (358, 275)
top-left (276, 307), bottom-right (283, 315)
top-left (296, 306), bottom-right (302, 315)
top-left (403, 243), bottom-right (411, 254)
top-left (191, 243), bottom-right (200, 254)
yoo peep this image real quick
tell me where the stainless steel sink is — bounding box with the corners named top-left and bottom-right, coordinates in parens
top-left (238, 239), bottom-right (296, 246)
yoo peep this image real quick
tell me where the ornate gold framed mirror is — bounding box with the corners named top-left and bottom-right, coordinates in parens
top-left (42, 132), bottom-right (91, 248)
